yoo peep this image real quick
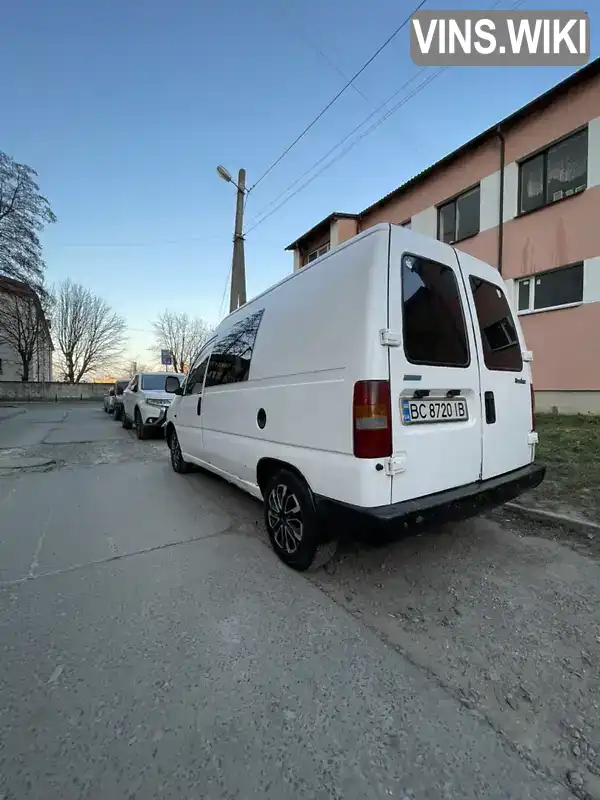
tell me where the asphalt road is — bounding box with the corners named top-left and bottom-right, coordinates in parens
top-left (0, 403), bottom-right (578, 799)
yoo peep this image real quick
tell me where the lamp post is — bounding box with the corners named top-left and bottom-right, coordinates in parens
top-left (217, 165), bottom-right (247, 314)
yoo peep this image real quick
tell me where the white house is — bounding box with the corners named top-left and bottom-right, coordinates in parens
top-left (0, 277), bottom-right (53, 382)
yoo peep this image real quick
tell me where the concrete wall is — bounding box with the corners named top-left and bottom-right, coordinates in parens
top-left (535, 390), bottom-right (600, 415)
top-left (0, 381), bottom-right (111, 402)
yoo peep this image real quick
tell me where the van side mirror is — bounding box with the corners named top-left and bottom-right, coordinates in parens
top-left (165, 375), bottom-right (181, 394)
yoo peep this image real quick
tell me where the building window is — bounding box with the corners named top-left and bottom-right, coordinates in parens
top-left (469, 277), bottom-right (522, 372)
top-left (437, 185), bottom-right (480, 244)
top-left (307, 243), bottom-right (329, 263)
top-left (205, 309), bottom-right (264, 387)
top-left (519, 128), bottom-right (587, 214)
top-left (517, 263), bottom-right (584, 314)
top-left (402, 254), bottom-right (470, 367)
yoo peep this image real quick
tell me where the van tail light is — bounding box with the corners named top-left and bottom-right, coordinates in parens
top-left (530, 383), bottom-right (536, 431)
top-left (353, 380), bottom-right (392, 459)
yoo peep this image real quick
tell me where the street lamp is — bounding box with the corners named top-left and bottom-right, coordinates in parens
top-left (216, 165), bottom-right (233, 183)
top-left (217, 165), bottom-right (247, 314)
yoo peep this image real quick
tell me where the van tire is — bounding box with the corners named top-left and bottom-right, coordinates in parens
top-left (169, 429), bottom-right (191, 474)
top-left (122, 411), bottom-right (133, 430)
top-left (113, 404), bottom-right (122, 421)
top-left (263, 469), bottom-right (334, 571)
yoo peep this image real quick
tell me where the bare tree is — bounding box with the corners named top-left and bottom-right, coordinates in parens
top-left (0, 278), bottom-right (51, 381)
top-left (0, 151), bottom-right (56, 288)
top-left (53, 279), bottom-right (127, 383)
top-left (152, 310), bottom-right (213, 373)
top-left (124, 359), bottom-right (153, 378)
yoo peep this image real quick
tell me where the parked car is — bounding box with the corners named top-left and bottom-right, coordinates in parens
top-left (164, 222), bottom-right (545, 571)
top-left (111, 379), bottom-right (130, 421)
top-left (103, 388), bottom-right (115, 413)
top-left (121, 372), bottom-right (185, 439)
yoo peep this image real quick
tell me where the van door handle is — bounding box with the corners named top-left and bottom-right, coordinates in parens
top-left (197, 396), bottom-right (202, 415)
top-left (484, 391), bottom-right (496, 424)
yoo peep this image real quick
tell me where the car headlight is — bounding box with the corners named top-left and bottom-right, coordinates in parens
top-left (146, 398), bottom-right (170, 407)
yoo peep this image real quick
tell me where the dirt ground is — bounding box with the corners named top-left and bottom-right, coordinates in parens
top-left (308, 515), bottom-right (600, 799)
top-left (518, 415), bottom-right (600, 523)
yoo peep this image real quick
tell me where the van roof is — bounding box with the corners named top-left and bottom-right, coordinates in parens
top-left (221, 223), bottom-right (391, 326)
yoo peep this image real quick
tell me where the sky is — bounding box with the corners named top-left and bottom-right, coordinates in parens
top-left (2, 0), bottom-right (598, 370)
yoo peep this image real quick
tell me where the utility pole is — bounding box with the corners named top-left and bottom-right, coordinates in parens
top-left (229, 168), bottom-right (247, 313)
top-left (217, 164), bottom-right (247, 315)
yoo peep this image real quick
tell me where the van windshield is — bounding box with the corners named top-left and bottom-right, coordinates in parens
top-left (116, 381), bottom-right (129, 394)
top-left (402, 255), bottom-right (469, 367)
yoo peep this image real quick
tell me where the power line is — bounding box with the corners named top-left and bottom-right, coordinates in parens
top-left (245, 68), bottom-right (445, 235)
top-left (250, 0), bottom-right (428, 192)
top-left (245, 0), bottom-right (524, 236)
top-left (244, 67), bottom-right (429, 230)
top-left (275, 0), bottom-right (373, 107)
top-left (49, 234), bottom-right (228, 249)
top-left (218, 263), bottom-right (233, 320)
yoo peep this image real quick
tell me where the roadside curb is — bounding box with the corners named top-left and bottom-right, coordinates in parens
top-left (504, 501), bottom-right (600, 535)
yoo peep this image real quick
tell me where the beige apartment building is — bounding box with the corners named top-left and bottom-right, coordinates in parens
top-left (286, 58), bottom-right (600, 412)
top-left (0, 277), bottom-right (53, 382)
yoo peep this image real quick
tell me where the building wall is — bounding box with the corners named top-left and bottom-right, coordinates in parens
top-left (361, 137), bottom-right (501, 237)
top-left (290, 74), bottom-right (600, 396)
top-left (0, 330), bottom-right (52, 382)
top-left (298, 228), bottom-right (332, 268)
top-left (0, 286), bottom-right (53, 382)
top-left (0, 341), bottom-right (22, 381)
top-left (334, 217), bottom-right (359, 245)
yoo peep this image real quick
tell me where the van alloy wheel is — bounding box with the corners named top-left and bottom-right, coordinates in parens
top-left (263, 469), bottom-right (337, 572)
top-left (267, 484), bottom-right (304, 554)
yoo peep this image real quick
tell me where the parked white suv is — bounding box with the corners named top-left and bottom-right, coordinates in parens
top-left (122, 372), bottom-right (185, 439)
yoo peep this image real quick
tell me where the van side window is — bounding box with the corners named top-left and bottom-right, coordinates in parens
top-left (205, 309), bottom-right (264, 387)
top-left (469, 277), bottom-right (523, 372)
top-left (185, 355), bottom-right (210, 394)
top-left (402, 255), bottom-right (470, 367)
top-left (184, 339), bottom-right (216, 395)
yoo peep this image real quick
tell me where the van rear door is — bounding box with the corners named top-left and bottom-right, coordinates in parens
top-left (387, 228), bottom-right (483, 504)
top-left (456, 250), bottom-right (535, 480)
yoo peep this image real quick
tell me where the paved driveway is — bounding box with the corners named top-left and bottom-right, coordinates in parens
top-left (0, 402), bottom-right (586, 799)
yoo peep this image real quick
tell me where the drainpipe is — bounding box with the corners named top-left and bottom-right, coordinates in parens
top-left (496, 125), bottom-right (505, 276)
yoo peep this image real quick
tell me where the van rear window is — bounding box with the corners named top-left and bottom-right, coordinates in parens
top-left (469, 276), bottom-right (523, 372)
top-left (402, 255), bottom-right (470, 367)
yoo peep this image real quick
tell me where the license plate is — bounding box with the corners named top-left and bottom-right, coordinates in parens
top-left (401, 397), bottom-right (469, 425)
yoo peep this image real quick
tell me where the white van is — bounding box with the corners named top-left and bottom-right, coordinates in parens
top-left (164, 223), bottom-right (545, 570)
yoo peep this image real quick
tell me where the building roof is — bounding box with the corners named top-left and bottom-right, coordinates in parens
top-left (286, 57), bottom-right (600, 249)
top-left (285, 212), bottom-right (358, 251)
top-left (0, 276), bottom-right (37, 297)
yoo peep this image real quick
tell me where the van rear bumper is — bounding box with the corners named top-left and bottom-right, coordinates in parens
top-left (314, 462), bottom-right (546, 531)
